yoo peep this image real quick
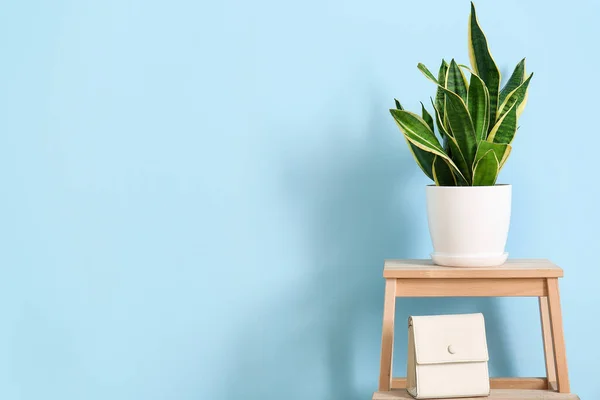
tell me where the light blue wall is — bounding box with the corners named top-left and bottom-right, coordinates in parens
top-left (1, 0), bottom-right (598, 399)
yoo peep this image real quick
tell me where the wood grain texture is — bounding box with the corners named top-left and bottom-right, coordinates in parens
top-left (392, 377), bottom-right (548, 390)
top-left (384, 259), bottom-right (563, 279)
top-left (373, 389), bottom-right (579, 399)
top-left (395, 278), bottom-right (546, 297)
top-left (378, 279), bottom-right (397, 391)
top-left (547, 278), bottom-right (570, 393)
top-left (539, 296), bottom-right (557, 389)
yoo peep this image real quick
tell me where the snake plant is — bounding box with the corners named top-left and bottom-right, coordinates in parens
top-left (390, 2), bottom-right (533, 186)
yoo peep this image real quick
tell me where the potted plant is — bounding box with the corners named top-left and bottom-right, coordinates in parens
top-left (390, 2), bottom-right (532, 267)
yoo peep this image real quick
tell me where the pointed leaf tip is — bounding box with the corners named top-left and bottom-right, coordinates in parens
top-left (468, 0), bottom-right (501, 124)
top-left (446, 59), bottom-right (469, 102)
top-left (418, 63), bottom-right (439, 84)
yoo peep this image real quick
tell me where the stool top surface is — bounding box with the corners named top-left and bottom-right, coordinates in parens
top-left (373, 389), bottom-right (578, 399)
top-left (384, 259), bottom-right (563, 279)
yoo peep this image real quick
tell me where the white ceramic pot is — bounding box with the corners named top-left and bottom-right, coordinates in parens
top-left (426, 185), bottom-right (512, 267)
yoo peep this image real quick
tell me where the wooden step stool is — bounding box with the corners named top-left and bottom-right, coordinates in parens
top-left (374, 259), bottom-right (579, 400)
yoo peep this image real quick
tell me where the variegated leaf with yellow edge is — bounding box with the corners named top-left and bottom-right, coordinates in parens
top-left (435, 60), bottom-right (449, 125)
top-left (468, 2), bottom-right (501, 125)
top-left (421, 102), bottom-right (435, 133)
top-left (499, 58), bottom-right (526, 105)
top-left (497, 72), bottom-right (533, 120)
top-left (394, 99), bottom-right (435, 180)
top-left (467, 72), bottom-right (490, 142)
top-left (432, 156), bottom-right (457, 186)
top-left (390, 109), bottom-right (466, 183)
top-left (417, 63), bottom-right (438, 84)
top-left (390, 110), bottom-right (448, 159)
top-left (438, 85), bottom-right (478, 171)
top-left (472, 149), bottom-right (499, 186)
top-left (487, 102), bottom-right (518, 144)
top-left (445, 59), bottom-right (469, 102)
top-left (431, 99), bottom-right (470, 185)
top-left (475, 141), bottom-right (512, 172)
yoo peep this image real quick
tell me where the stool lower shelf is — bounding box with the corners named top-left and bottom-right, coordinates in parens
top-left (373, 389), bottom-right (579, 400)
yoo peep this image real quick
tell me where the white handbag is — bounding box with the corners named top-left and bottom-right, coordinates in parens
top-left (406, 313), bottom-right (490, 399)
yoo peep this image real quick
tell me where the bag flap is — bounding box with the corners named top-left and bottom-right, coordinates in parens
top-left (409, 313), bottom-right (488, 365)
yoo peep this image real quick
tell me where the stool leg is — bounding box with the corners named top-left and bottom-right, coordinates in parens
top-left (546, 278), bottom-right (570, 393)
top-left (539, 296), bottom-right (557, 390)
top-left (378, 278), bottom-right (397, 391)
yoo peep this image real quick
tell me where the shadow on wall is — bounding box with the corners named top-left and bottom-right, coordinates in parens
top-left (221, 90), bottom-right (516, 400)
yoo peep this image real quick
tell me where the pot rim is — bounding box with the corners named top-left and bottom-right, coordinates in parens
top-left (426, 183), bottom-right (511, 189)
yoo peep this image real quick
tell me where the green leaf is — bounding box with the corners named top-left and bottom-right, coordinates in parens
top-left (446, 137), bottom-right (471, 185)
top-left (421, 102), bottom-right (435, 133)
top-left (390, 109), bottom-right (463, 180)
top-left (498, 72), bottom-right (533, 119)
top-left (436, 60), bottom-right (452, 138)
top-left (459, 64), bottom-right (472, 71)
top-left (432, 156), bottom-right (457, 186)
top-left (499, 58), bottom-right (526, 105)
top-left (390, 108), bottom-right (435, 180)
top-left (467, 72), bottom-right (490, 142)
top-left (431, 101), bottom-right (470, 184)
top-left (435, 60), bottom-right (449, 119)
top-left (431, 98), bottom-right (447, 139)
top-left (406, 139), bottom-right (435, 180)
top-left (498, 145), bottom-right (512, 170)
top-left (487, 102), bottom-right (518, 144)
top-left (390, 110), bottom-right (445, 155)
top-left (431, 97), bottom-right (451, 157)
top-left (394, 98), bottom-right (403, 110)
top-left (417, 63), bottom-right (438, 83)
top-left (472, 149), bottom-right (499, 186)
top-left (468, 2), bottom-right (501, 125)
top-left (445, 59), bottom-right (468, 102)
top-left (438, 86), bottom-right (478, 171)
top-left (475, 141), bottom-right (512, 170)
